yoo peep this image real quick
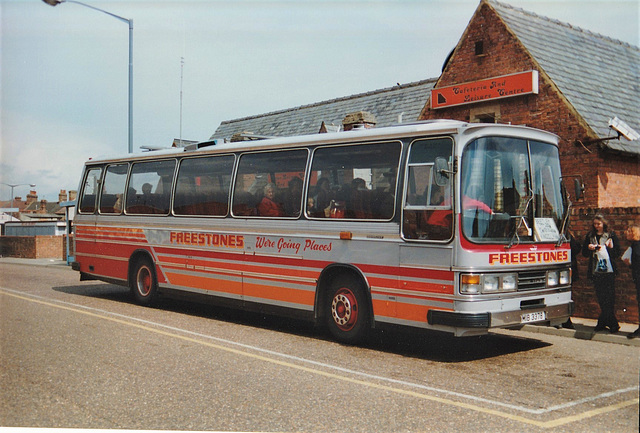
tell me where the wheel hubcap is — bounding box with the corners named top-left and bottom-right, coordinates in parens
top-left (137, 267), bottom-right (152, 296)
top-left (331, 288), bottom-right (358, 331)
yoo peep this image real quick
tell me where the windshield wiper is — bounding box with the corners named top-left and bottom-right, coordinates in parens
top-left (556, 200), bottom-right (572, 247)
top-left (505, 195), bottom-right (533, 250)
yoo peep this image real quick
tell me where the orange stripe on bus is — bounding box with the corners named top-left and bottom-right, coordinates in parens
top-left (395, 303), bottom-right (437, 323)
top-left (243, 282), bottom-right (315, 307)
top-left (165, 272), bottom-right (242, 296)
top-left (372, 298), bottom-right (396, 318)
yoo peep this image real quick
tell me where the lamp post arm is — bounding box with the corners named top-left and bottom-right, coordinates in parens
top-left (65, 0), bottom-right (132, 25)
top-left (71, 0), bottom-right (135, 154)
top-left (44, 0), bottom-right (134, 153)
top-left (1, 183), bottom-right (36, 210)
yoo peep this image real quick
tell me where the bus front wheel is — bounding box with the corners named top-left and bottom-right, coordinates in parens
top-left (325, 276), bottom-right (370, 344)
top-left (130, 257), bottom-right (158, 306)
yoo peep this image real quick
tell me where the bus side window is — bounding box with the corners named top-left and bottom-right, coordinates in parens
top-left (174, 176), bottom-right (196, 215)
top-left (371, 172), bottom-right (396, 219)
top-left (78, 167), bottom-right (103, 214)
top-left (232, 149), bottom-right (308, 218)
top-left (174, 155), bottom-right (233, 216)
top-left (126, 160), bottom-right (176, 215)
top-left (99, 163), bottom-right (128, 214)
top-left (306, 141), bottom-right (401, 220)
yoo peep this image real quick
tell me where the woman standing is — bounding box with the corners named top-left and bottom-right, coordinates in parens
top-left (581, 214), bottom-right (621, 333)
top-left (624, 225), bottom-right (640, 339)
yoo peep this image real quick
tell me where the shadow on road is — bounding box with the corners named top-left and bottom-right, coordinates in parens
top-left (53, 282), bottom-right (551, 363)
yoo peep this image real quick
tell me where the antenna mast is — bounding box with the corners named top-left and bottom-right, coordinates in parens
top-left (180, 57), bottom-right (184, 143)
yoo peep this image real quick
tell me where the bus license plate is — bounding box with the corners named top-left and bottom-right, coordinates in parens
top-left (521, 311), bottom-right (546, 323)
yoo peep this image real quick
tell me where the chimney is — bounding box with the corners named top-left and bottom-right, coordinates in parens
top-left (59, 189), bottom-right (68, 203)
top-left (69, 190), bottom-right (78, 201)
top-left (26, 190), bottom-right (38, 206)
top-left (342, 111), bottom-right (377, 131)
top-left (38, 200), bottom-right (47, 214)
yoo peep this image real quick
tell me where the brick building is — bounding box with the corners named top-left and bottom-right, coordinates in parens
top-left (421, 0), bottom-right (638, 207)
top-left (419, 0), bottom-right (639, 321)
top-left (0, 189), bottom-right (77, 258)
top-left (211, 0), bottom-right (639, 322)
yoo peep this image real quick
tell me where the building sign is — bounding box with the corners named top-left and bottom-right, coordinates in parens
top-left (431, 70), bottom-right (538, 109)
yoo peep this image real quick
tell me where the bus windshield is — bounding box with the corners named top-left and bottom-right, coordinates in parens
top-left (461, 137), bottom-right (564, 243)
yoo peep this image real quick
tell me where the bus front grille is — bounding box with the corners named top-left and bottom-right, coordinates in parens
top-left (517, 270), bottom-right (547, 291)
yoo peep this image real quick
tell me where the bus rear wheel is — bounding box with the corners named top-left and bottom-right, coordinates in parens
top-left (325, 276), bottom-right (370, 344)
top-left (130, 257), bottom-right (158, 306)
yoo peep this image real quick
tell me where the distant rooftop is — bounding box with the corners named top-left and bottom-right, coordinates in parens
top-left (489, 0), bottom-right (640, 154)
top-left (211, 78), bottom-right (437, 141)
top-left (211, 0), bottom-right (639, 155)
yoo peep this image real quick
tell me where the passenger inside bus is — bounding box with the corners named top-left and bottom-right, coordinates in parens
top-left (257, 183), bottom-right (285, 217)
top-left (372, 173), bottom-right (396, 219)
top-left (347, 178), bottom-right (371, 219)
top-left (423, 185), bottom-right (453, 240)
top-left (463, 185), bottom-right (493, 214)
top-left (314, 178), bottom-right (332, 214)
top-left (283, 177), bottom-right (303, 217)
top-left (113, 193), bottom-right (124, 213)
top-left (141, 183), bottom-right (153, 204)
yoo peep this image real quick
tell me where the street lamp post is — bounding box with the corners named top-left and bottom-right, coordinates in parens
top-left (1, 183), bottom-right (37, 210)
top-left (42, 0), bottom-right (133, 154)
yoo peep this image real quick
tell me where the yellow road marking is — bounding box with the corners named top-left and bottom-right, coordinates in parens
top-left (2, 289), bottom-right (637, 428)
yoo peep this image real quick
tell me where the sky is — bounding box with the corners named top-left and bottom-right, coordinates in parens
top-left (1, 0), bottom-right (638, 202)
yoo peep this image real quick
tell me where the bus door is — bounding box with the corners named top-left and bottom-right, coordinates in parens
top-left (399, 137), bottom-right (455, 321)
top-left (75, 166), bottom-right (103, 274)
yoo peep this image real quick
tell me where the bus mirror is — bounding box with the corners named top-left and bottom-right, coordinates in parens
top-left (434, 157), bottom-right (450, 186)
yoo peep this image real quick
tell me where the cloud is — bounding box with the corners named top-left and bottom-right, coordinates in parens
top-left (1, 110), bottom-right (107, 201)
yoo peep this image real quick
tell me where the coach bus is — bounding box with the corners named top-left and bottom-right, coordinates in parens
top-left (72, 120), bottom-right (574, 343)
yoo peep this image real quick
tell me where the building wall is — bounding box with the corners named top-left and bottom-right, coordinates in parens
top-left (0, 236), bottom-right (63, 259)
top-left (62, 234), bottom-right (75, 261)
top-left (597, 152), bottom-right (640, 207)
top-left (4, 222), bottom-right (66, 236)
top-left (420, 1), bottom-right (640, 323)
top-left (571, 207), bottom-right (640, 323)
top-left (419, 0), bottom-right (640, 209)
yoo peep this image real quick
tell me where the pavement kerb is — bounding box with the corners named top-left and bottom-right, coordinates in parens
top-left (522, 318), bottom-right (640, 347)
top-left (2, 257), bottom-right (639, 346)
top-left (0, 257), bottom-right (70, 268)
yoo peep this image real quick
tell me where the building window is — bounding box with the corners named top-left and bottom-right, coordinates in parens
top-left (470, 104), bottom-right (501, 123)
top-left (475, 41), bottom-right (485, 56)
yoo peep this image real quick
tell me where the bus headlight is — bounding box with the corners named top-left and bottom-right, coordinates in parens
top-left (502, 274), bottom-right (517, 291)
top-left (484, 275), bottom-right (499, 292)
top-left (559, 269), bottom-right (571, 285)
top-left (547, 270), bottom-right (559, 287)
top-left (460, 273), bottom-right (518, 294)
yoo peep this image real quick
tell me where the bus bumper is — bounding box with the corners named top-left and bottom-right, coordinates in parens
top-left (427, 301), bottom-right (574, 329)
